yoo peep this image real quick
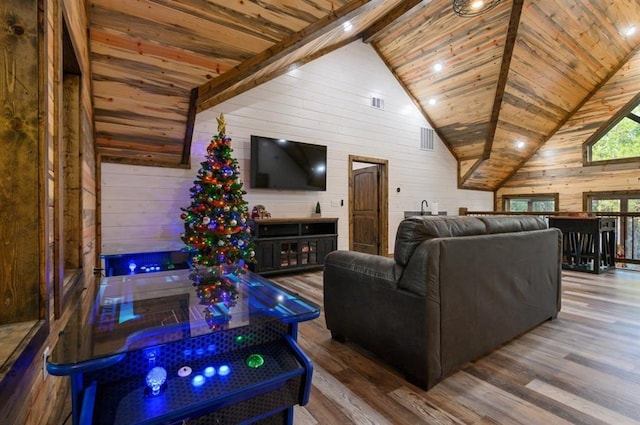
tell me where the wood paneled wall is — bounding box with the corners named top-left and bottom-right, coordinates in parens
top-left (101, 42), bottom-right (493, 256)
top-left (497, 49), bottom-right (640, 211)
top-left (0, 0), bottom-right (41, 325)
top-left (0, 0), bottom-right (97, 423)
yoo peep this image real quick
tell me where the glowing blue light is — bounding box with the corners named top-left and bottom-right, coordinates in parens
top-left (207, 344), bottom-right (216, 353)
top-left (195, 348), bottom-right (205, 357)
top-left (218, 365), bottom-right (231, 376)
top-left (191, 374), bottom-right (205, 387)
top-left (183, 349), bottom-right (192, 357)
top-left (129, 262), bottom-right (137, 272)
top-left (204, 366), bottom-right (216, 377)
top-left (146, 367), bottom-right (167, 396)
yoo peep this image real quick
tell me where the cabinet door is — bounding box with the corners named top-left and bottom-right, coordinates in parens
top-left (255, 241), bottom-right (280, 273)
top-left (317, 237), bottom-right (337, 264)
top-left (299, 240), bottom-right (318, 266)
top-left (279, 241), bottom-right (299, 268)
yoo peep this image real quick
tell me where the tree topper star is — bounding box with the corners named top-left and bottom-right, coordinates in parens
top-left (217, 113), bottom-right (226, 134)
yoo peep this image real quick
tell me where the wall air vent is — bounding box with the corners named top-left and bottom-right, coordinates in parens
top-left (371, 96), bottom-right (384, 110)
top-left (420, 127), bottom-right (434, 151)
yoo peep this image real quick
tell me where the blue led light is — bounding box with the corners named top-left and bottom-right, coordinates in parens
top-left (146, 367), bottom-right (167, 396)
top-left (191, 374), bottom-right (205, 387)
top-left (195, 348), bottom-right (205, 356)
top-left (204, 366), bottom-right (216, 377)
top-left (183, 349), bottom-right (192, 357)
top-left (207, 344), bottom-right (216, 353)
top-left (218, 365), bottom-right (231, 376)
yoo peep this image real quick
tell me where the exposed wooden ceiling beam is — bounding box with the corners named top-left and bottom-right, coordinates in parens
top-left (459, 157), bottom-right (482, 188)
top-left (196, 0), bottom-right (384, 112)
top-left (361, 0), bottom-right (424, 44)
top-left (482, 0), bottom-right (524, 161)
top-left (181, 87), bottom-right (198, 166)
top-left (495, 40), bottom-right (640, 190)
top-left (200, 37), bottom-right (357, 110)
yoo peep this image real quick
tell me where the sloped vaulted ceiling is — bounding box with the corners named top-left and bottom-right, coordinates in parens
top-left (88, 0), bottom-right (640, 190)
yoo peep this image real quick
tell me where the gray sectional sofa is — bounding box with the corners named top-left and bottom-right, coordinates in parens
top-left (323, 215), bottom-right (562, 390)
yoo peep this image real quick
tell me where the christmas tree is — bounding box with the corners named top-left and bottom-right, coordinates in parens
top-left (180, 113), bottom-right (255, 286)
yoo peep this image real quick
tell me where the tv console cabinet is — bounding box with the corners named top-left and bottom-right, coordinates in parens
top-left (252, 217), bottom-right (338, 275)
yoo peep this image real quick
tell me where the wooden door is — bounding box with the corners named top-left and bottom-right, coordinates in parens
top-left (352, 165), bottom-right (380, 254)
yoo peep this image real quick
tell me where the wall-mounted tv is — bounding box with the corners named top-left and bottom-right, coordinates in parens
top-left (250, 135), bottom-right (327, 191)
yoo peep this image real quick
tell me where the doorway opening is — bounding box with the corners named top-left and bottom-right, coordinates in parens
top-left (348, 155), bottom-right (389, 255)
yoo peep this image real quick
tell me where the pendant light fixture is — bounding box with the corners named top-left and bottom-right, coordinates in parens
top-left (452, 0), bottom-right (502, 17)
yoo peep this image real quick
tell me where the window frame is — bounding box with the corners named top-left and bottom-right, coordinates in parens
top-left (584, 190), bottom-right (640, 264)
top-left (502, 193), bottom-right (559, 212)
top-left (53, 15), bottom-right (84, 319)
top-left (584, 93), bottom-right (640, 166)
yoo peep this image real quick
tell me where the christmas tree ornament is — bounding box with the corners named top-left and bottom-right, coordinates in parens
top-left (180, 113), bottom-right (256, 295)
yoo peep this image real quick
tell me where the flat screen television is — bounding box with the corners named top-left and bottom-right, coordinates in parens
top-left (250, 135), bottom-right (327, 191)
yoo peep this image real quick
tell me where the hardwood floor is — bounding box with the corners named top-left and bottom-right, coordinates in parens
top-left (270, 269), bottom-right (640, 425)
top-left (48, 269), bottom-right (640, 424)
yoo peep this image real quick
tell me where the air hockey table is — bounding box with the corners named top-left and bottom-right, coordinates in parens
top-left (46, 268), bottom-right (320, 425)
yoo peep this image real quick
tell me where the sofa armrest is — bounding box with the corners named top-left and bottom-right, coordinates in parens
top-left (323, 250), bottom-right (433, 388)
top-left (323, 250), bottom-right (400, 289)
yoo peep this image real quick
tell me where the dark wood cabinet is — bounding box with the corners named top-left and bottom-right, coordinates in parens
top-left (252, 217), bottom-right (338, 275)
top-left (549, 216), bottom-right (616, 274)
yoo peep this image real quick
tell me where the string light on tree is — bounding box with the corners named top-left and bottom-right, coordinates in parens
top-left (180, 113), bottom-right (256, 290)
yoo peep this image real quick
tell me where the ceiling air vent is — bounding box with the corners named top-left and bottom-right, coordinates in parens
top-left (420, 127), bottom-right (434, 151)
top-left (371, 96), bottom-right (384, 110)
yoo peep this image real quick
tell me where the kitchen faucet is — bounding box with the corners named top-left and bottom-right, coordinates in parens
top-left (420, 200), bottom-right (429, 215)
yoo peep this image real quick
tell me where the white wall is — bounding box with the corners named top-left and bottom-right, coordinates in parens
top-left (101, 41), bottom-right (492, 255)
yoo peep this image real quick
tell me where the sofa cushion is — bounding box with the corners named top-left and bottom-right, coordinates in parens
top-left (394, 216), bottom-right (486, 266)
top-left (478, 215), bottom-right (547, 234)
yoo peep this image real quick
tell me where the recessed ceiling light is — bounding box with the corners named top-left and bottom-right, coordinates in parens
top-left (624, 26), bottom-right (636, 37)
top-left (434, 62), bottom-right (443, 72)
top-left (343, 21), bottom-right (353, 32)
top-left (516, 140), bottom-right (525, 149)
top-left (471, 0), bottom-right (485, 10)
top-left (428, 98), bottom-right (437, 106)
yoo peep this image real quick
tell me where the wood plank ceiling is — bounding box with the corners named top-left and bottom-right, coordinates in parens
top-left (87, 0), bottom-right (640, 190)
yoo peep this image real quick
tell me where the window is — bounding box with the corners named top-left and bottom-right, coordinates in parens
top-left (586, 191), bottom-right (640, 262)
top-left (53, 18), bottom-right (83, 318)
top-left (586, 96), bottom-right (640, 163)
top-left (503, 194), bottom-right (558, 212)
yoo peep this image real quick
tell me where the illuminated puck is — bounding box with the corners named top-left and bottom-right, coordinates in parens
top-left (218, 365), bottom-right (231, 376)
top-left (191, 374), bottom-right (205, 387)
top-left (178, 366), bottom-right (192, 377)
top-left (246, 354), bottom-right (265, 368)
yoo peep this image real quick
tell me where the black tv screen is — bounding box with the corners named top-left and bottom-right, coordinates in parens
top-left (250, 135), bottom-right (327, 191)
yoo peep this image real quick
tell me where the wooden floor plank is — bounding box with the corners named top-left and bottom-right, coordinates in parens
top-left (310, 363), bottom-right (394, 425)
top-left (47, 268), bottom-right (640, 424)
top-left (269, 268), bottom-right (640, 424)
top-left (526, 379), bottom-right (640, 425)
